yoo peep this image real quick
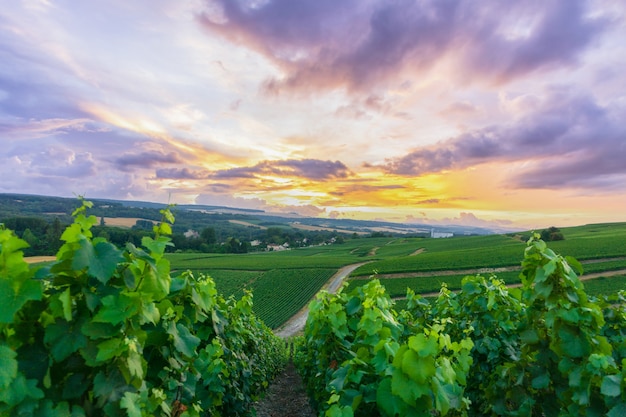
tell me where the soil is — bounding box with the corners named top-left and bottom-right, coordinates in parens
top-left (257, 263), bottom-right (371, 416)
top-left (254, 360), bottom-right (316, 417)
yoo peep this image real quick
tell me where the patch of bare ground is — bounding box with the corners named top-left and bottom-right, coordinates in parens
top-left (102, 217), bottom-right (150, 228)
top-left (258, 263), bottom-right (373, 416)
top-left (409, 248), bottom-right (425, 256)
top-left (24, 256), bottom-right (56, 264)
top-left (368, 246), bottom-right (379, 256)
top-left (254, 360), bottom-right (315, 417)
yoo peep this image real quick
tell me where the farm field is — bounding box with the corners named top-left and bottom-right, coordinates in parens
top-left (166, 222), bottom-right (626, 329)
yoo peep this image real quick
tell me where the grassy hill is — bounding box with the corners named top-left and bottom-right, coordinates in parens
top-left (168, 223), bottom-right (626, 328)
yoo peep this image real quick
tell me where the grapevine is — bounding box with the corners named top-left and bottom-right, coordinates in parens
top-left (0, 199), bottom-right (287, 416)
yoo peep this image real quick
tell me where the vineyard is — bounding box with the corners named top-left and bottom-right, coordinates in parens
top-left (167, 225), bottom-right (626, 331)
top-left (0, 201), bottom-right (289, 416)
top-left (2, 199), bottom-right (626, 416)
top-left (296, 237), bottom-right (626, 416)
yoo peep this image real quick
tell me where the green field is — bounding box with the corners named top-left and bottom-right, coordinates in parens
top-left (167, 223), bottom-right (626, 329)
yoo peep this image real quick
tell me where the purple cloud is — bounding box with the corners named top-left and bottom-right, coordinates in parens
top-left (157, 158), bottom-right (352, 181)
top-left (328, 183), bottom-right (406, 197)
top-left (198, 0), bottom-right (607, 93)
top-left (114, 151), bottom-right (183, 171)
top-left (379, 88), bottom-right (626, 190)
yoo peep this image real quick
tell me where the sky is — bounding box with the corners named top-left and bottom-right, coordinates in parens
top-left (1, 0), bottom-right (625, 230)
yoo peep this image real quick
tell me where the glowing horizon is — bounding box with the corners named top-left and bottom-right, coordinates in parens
top-left (1, 1), bottom-right (625, 231)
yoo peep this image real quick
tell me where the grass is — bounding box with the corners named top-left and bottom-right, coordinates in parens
top-left (166, 222), bottom-right (626, 329)
top-left (249, 269), bottom-right (336, 329)
top-left (350, 238), bottom-right (525, 276)
top-left (584, 274), bottom-right (626, 297)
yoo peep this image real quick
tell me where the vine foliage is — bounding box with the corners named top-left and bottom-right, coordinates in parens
top-left (0, 199), bottom-right (287, 416)
top-left (296, 234), bottom-right (626, 416)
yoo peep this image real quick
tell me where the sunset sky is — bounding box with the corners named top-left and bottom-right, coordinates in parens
top-left (1, 0), bottom-right (625, 230)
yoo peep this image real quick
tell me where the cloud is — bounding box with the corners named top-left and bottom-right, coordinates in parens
top-left (405, 211), bottom-right (515, 230)
top-left (438, 102), bottom-right (478, 118)
top-left (328, 183), bottom-right (405, 197)
top-left (194, 192), bottom-right (268, 210)
top-left (114, 151), bottom-right (183, 171)
top-left (415, 198), bottom-right (440, 204)
top-left (335, 94), bottom-right (413, 120)
top-left (198, 0), bottom-right (608, 94)
top-left (378, 87), bottom-right (626, 190)
top-left (155, 167), bottom-right (208, 180)
top-left (157, 158), bottom-right (352, 181)
top-left (0, 116), bottom-right (99, 140)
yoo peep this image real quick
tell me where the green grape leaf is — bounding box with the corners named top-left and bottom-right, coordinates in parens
top-left (520, 329), bottom-right (539, 344)
top-left (59, 287), bottom-right (72, 322)
top-left (44, 319), bottom-right (87, 362)
top-left (93, 370), bottom-right (127, 404)
top-left (437, 357), bottom-right (457, 384)
top-left (93, 294), bottom-right (140, 325)
top-left (534, 280), bottom-right (553, 298)
top-left (141, 236), bottom-right (169, 257)
top-left (558, 326), bottom-right (588, 358)
top-left (432, 378), bottom-right (451, 415)
top-left (0, 278), bottom-right (42, 323)
top-left (192, 281), bottom-right (217, 312)
top-left (96, 338), bottom-right (124, 362)
top-left (531, 373), bottom-right (550, 389)
top-left (376, 378), bottom-right (397, 416)
top-left (0, 373), bottom-right (44, 407)
top-left (81, 321), bottom-right (119, 339)
top-left (169, 323), bottom-right (200, 357)
top-left (608, 403), bottom-right (626, 417)
top-left (408, 334), bottom-right (438, 358)
top-left (15, 342), bottom-right (48, 383)
top-left (136, 259), bottom-right (170, 300)
top-left (140, 302), bottom-right (161, 325)
top-left (127, 350), bottom-right (144, 379)
top-left (565, 256), bottom-right (584, 274)
top-left (0, 345), bottom-right (18, 389)
top-left (601, 374), bottom-right (622, 397)
top-left (72, 239), bottom-right (122, 284)
top-left (120, 392), bottom-right (142, 417)
top-left (62, 373), bottom-right (88, 400)
top-left (402, 350), bottom-right (436, 385)
top-left (60, 223), bottom-right (83, 244)
top-left (160, 207), bottom-right (175, 225)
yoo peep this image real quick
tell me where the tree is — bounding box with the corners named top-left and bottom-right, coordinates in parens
top-left (201, 227), bottom-right (217, 245)
top-left (21, 228), bottom-right (38, 248)
top-left (46, 217), bottom-right (64, 253)
top-left (540, 226), bottom-right (564, 241)
top-left (225, 237), bottom-right (248, 253)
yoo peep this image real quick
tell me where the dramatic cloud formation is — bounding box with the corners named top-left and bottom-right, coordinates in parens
top-left (0, 0), bottom-right (624, 228)
top-left (199, 0), bottom-right (607, 93)
top-left (157, 159), bottom-right (351, 181)
top-left (379, 88), bottom-right (626, 190)
top-left (115, 151), bottom-right (183, 171)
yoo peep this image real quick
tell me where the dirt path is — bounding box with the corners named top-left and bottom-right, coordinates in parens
top-left (24, 256), bottom-right (56, 264)
top-left (256, 264), bottom-right (370, 416)
top-left (274, 262), bottom-right (370, 338)
top-left (254, 360), bottom-right (316, 417)
top-left (258, 259), bottom-right (625, 416)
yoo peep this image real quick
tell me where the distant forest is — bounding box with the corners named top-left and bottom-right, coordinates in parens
top-left (0, 194), bottom-right (375, 256)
